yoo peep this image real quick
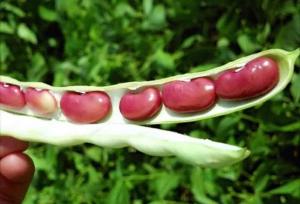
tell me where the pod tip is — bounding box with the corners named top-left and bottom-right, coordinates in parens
top-left (289, 48), bottom-right (300, 64)
top-left (242, 149), bottom-right (251, 159)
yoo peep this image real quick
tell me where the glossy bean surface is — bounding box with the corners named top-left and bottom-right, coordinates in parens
top-left (0, 82), bottom-right (26, 109)
top-left (215, 57), bottom-right (279, 100)
top-left (119, 87), bottom-right (162, 121)
top-left (25, 88), bottom-right (58, 115)
top-left (162, 78), bottom-right (216, 113)
top-left (60, 91), bottom-right (111, 123)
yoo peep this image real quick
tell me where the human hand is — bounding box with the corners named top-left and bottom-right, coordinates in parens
top-left (0, 136), bottom-right (35, 204)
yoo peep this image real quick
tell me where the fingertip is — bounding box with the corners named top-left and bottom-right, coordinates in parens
top-left (0, 153), bottom-right (35, 183)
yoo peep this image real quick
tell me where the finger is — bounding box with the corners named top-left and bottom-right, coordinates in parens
top-left (0, 153), bottom-right (35, 203)
top-left (0, 136), bottom-right (29, 158)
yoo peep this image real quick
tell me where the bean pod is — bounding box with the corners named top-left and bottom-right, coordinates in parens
top-left (0, 49), bottom-right (299, 167)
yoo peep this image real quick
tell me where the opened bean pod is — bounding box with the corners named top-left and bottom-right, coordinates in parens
top-left (0, 49), bottom-right (299, 167)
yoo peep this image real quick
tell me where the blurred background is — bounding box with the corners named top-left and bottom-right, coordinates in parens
top-left (1, 0), bottom-right (300, 203)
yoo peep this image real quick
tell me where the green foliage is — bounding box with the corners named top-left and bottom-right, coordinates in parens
top-left (1, 0), bottom-right (300, 203)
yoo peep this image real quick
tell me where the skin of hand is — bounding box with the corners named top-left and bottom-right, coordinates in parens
top-left (0, 136), bottom-right (35, 204)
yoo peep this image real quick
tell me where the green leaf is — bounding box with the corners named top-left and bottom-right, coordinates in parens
top-left (216, 115), bottom-right (240, 137)
top-left (237, 34), bottom-right (261, 54)
top-left (216, 9), bottom-right (238, 39)
top-left (142, 4), bottom-right (166, 30)
top-left (181, 35), bottom-right (204, 49)
top-left (268, 179), bottom-right (300, 198)
top-left (0, 2), bottom-right (25, 17)
top-left (38, 6), bottom-right (58, 22)
top-left (249, 128), bottom-right (270, 155)
top-left (217, 37), bottom-right (230, 48)
top-left (27, 53), bottom-right (46, 81)
top-left (255, 176), bottom-right (269, 193)
top-left (114, 3), bottom-right (136, 17)
top-left (55, 0), bottom-right (80, 17)
top-left (275, 14), bottom-right (300, 50)
top-left (17, 24), bottom-right (37, 44)
top-left (153, 172), bottom-right (180, 199)
top-left (107, 180), bottom-right (130, 204)
top-left (85, 146), bottom-right (102, 162)
top-left (245, 195), bottom-right (264, 204)
top-left (149, 5), bottom-right (166, 26)
top-left (252, 163), bottom-right (271, 193)
top-left (0, 22), bottom-right (14, 34)
top-left (256, 23), bottom-right (270, 43)
top-left (153, 50), bottom-right (175, 70)
top-left (143, 0), bottom-right (153, 15)
top-left (277, 0), bottom-right (299, 16)
top-left (0, 42), bottom-right (10, 63)
top-left (190, 168), bottom-right (218, 204)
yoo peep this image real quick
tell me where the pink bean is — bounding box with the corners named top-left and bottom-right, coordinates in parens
top-left (215, 57), bottom-right (279, 100)
top-left (60, 91), bottom-right (111, 123)
top-left (25, 88), bottom-right (57, 115)
top-left (162, 77), bottom-right (216, 113)
top-left (119, 87), bottom-right (162, 120)
top-left (0, 82), bottom-right (26, 109)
